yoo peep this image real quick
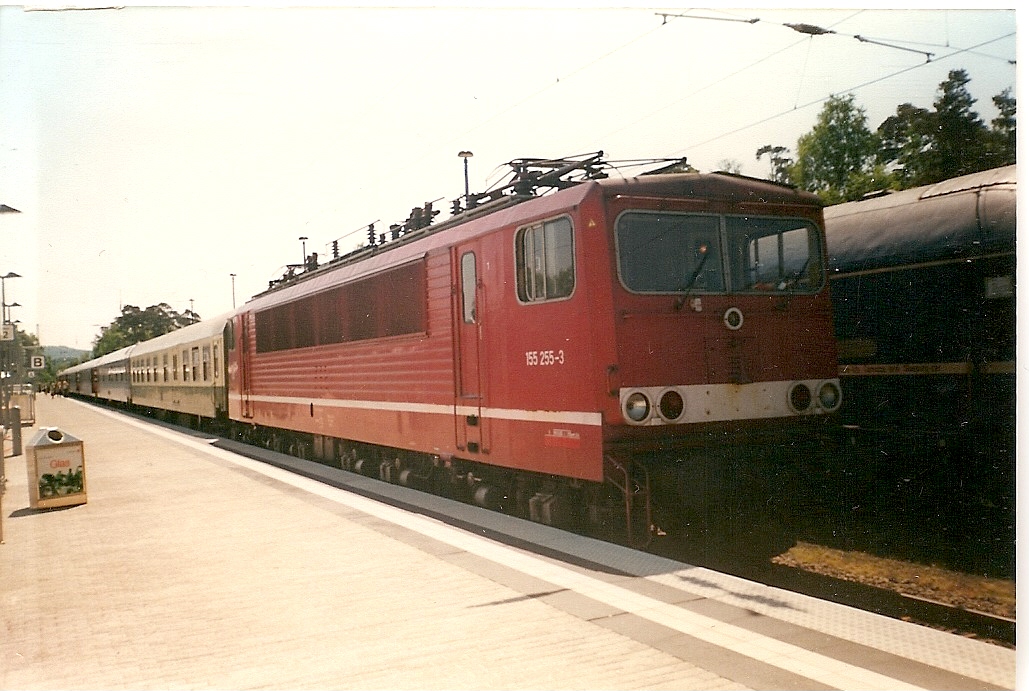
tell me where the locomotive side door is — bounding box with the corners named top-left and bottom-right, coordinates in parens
top-left (454, 245), bottom-right (486, 454)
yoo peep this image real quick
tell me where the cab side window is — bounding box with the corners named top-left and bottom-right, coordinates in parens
top-left (516, 217), bottom-right (574, 302)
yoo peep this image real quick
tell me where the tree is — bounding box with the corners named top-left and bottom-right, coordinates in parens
top-left (716, 158), bottom-right (743, 175)
top-left (788, 94), bottom-right (881, 203)
top-left (876, 102), bottom-right (936, 188)
top-left (766, 70), bottom-right (1012, 199)
top-left (92, 303), bottom-right (196, 357)
top-left (933, 69), bottom-right (988, 180)
top-left (984, 88), bottom-right (1016, 169)
top-left (877, 69), bottom-right (1010, 186)
top-left (755, 145), bottom-right (793, 183)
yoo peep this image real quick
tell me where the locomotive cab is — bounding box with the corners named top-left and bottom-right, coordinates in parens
top-left (599, 174), bottom-right (841, 441)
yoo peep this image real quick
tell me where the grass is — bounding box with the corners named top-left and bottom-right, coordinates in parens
top-left (772, 541), bottom-right (1015, 620)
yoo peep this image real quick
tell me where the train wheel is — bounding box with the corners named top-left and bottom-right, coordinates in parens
top-left (353, 457), bottom-right (376, 477)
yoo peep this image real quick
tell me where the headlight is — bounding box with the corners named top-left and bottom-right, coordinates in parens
top-left (658, 389), bottom-right (684, 421)
top-left (817, 381), bottom-right (842, 411)
top-left (788, 382), bottom-right (812, 412)
top-left (624, 392), bottom-right (651, 422)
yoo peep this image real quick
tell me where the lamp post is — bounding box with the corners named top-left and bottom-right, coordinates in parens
top-left (230, 273), bottom-right (237, 309)
top-left (0, 209), bottom-right (20, 543)
top-left (0, 272), bottom-right (19, 323)
top-left (1, 272), bottom-right (20, 435)
top-left (299, 236), bottom-right (308, 266)
top-left (458, 151), bottom-right (473, 206)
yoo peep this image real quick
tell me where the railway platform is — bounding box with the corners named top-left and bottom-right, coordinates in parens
top-left (1, 395), bottom-right (1017, 690)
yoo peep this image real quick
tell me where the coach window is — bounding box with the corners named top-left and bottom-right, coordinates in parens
top-left (172, 353), bottom-right (179, 381)
top-left (516, 217), bottom-right (574, 302)
top-left (191, 347), bottom-right (200, 382)
top-left (163, 354), bottom-right (169, 382)
top-left (182, 349), bottom-right (190, 381)
top-left (461, 252), bottom-right (477, 323)
top-left (202, 345), bottom-right (211, 381)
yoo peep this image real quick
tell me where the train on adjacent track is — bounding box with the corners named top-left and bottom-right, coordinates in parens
top-left (61, 153), bottom-right (844, 546)
top-left (824, 164), bottom-right (1016, 450)
top-left (821, 164), bottom-right (1016, 575)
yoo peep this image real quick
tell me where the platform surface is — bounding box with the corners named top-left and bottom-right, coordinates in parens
top-left (0, 396), bottom-right (1017, 690)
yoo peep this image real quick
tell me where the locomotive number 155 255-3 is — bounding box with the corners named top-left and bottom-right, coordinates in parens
top-left (525, 350), bottom-right (565, 366)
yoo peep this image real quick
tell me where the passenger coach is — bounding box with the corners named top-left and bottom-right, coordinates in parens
top-left (129, 315), bottom-right (231, 426)
top-left (824, 165), bottom-right (1015, 444)
top-left (60, 345), bottom-right (135, 402)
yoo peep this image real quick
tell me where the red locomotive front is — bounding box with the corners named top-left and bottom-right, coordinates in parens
top-left (597, 174), bottom-right (841, 441)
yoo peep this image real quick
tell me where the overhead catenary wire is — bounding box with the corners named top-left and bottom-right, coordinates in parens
top-left (302, 10), bottom-right (1011, 249)
top-left (571, 8), bottom-right (1012, 168)
top-left (565, 9), bottom-right (870, 156)
top-left (656, 11), bottom-right (934, 62)
top-left (674, 32), bottom-right (1015, 159)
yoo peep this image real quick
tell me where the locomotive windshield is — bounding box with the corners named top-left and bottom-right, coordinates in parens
top-left (615, 211), bottom-right (824, 295)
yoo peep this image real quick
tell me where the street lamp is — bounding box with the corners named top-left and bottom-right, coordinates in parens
top-left (299, 236), bottom-right (308, 266)
top-left (2, 302), bottom-right (19, 325)
top-left (0, 272), bottom-right (20, 323)
top-left (458, 151), bottom-right (473, 205)
top-left (230, 273), bottom-right (237, 309)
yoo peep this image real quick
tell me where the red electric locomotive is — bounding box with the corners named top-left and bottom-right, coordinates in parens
top-left (227, 154), bottom-right (841, 543)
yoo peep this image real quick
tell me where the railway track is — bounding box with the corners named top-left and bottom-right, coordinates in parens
top-left (767, 557), bottom-right (1014, 648)
top-left (646, 532), bottom-right (1015, 648)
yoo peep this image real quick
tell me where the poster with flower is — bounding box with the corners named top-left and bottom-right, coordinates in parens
top-left (29, 443), bottom-right (87, 509)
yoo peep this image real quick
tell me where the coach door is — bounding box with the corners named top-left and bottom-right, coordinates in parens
top-left (455, 246), bottom-right (487, 454)
top-left (239, 312), bottom-right (254, 419)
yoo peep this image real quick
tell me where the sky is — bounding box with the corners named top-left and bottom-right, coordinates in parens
top-left (0, 3), bottom-right (1018, 349)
